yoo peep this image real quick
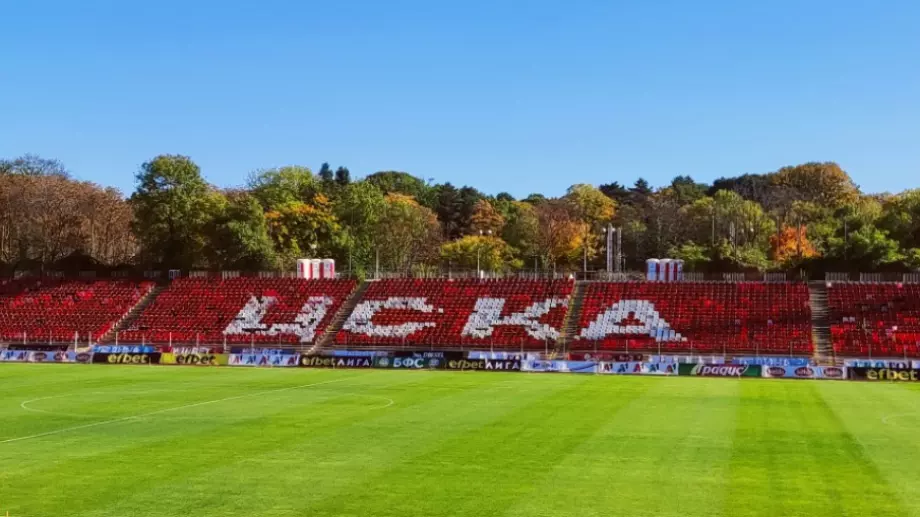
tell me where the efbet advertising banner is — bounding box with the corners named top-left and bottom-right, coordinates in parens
top-left (848, 367), bottom-right (920, 382)
top-left (761, 365), bottom-right (846, 380)
top-left (91, 352), bottom-right (161, 365)
top-left (160, 353), bottom-right (229, 366)
top-left (597, 362), bottom-right (679, 376)
top-left (521, 360), bottom-right (597, 374)
top-left (442, 358), bottom-right (522, 371)
top-left (228, 353), bottom-right (301, 367)
top-left (299, 355), bottom-right (375, 369)
top-left (678, 363), bottom-right (762, 378)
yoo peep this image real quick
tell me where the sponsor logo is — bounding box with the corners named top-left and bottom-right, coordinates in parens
top-left (688, 364), bottom-right (750, 377)
top-left (446, 359), bottom-right (487, 370)
top-left (176, 354), bottom-right (219, 366)
top-left (299, 356), bottom-right (374, 368)
top-left (485, 359), bottom-right (520, 371)
top-left (392, 357), bottom-right (437, 369)
top-left (76, 352), bottom-right (92, 363)
top-left (108, 353), bottom-right (151, 364)
top-left (824, 367), bottom-right (844, 379)
top-left (767, 367), bottom-right (786, 377)
top-left (794, 367), bottom-right (815, 378)
top-left (865, 368), bottom-right (920, 381)
top-left (32, 352), bottom-right (48, 362)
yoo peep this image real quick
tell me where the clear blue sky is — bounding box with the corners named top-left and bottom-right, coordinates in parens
top-left (2, 0), bottom-right (918, 198)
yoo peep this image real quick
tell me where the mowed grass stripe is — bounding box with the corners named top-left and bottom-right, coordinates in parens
top-left (726, 380), bottom-right (911, 517)
top-left (150, 372), bottom-right (576, 517)
top-left (503, 377), bottom-right (741, 517)
top-left (816, 381), bottom-right (920, 516)
top-left (2, 366), bottom-right (920, 517)
top-left (302, 374), bottom-right (654, 517)
top-left (44, 371), bottom-right (563, 517)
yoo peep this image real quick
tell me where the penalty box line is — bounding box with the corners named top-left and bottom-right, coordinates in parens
top-left (2, 376), bottom-right (353, 445)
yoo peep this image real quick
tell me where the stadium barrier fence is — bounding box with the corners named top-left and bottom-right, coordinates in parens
top-left (4, 348), bottom-right (908, 383)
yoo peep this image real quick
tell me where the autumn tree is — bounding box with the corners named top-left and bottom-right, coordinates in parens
top-left (534, 199), bottom-right (585, 270)
top-left (374, 194), bottom-right (442, 273)
top-left (440, 235), bottom-right (520, 272)
top-left (469, 199), bottom-right (505, 235)
top-left (770, 225), bottom-right (820, 264)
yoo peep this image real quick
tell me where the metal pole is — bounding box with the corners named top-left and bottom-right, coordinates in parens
top-left (606, 225), bottom-right (614, 274)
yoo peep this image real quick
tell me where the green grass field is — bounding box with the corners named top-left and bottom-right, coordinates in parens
top-left (2, 365), bottom-right (920, 517)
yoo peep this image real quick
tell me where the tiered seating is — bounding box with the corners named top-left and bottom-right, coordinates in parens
top-left (0, 278), bottom-right (152, 343)
top-left (336, 279), bottom-right (573, 350)
top-left (573, 282), bottom-right (812, 355)
top-left (116, 277), bottom-right (355, 346)
top-left (827, 283), bottom-right (920, 357)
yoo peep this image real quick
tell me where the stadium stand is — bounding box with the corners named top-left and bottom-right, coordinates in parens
top-left (115, 277), bottom-right (356, 346)
top-left (827, 282), bottom-right (920, 357)
top-left (573, 282), bottom-right (812, 355)
top-left (335, 278), bottom-right (573, 349)
top-left (0, 278), bottom-right (153, 343)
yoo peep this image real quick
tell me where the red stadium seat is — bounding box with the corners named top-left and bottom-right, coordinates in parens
top-left (115, 277), bottom-right (355, 347)
top-left (827, 283), bottom-right (920, 358)
top-left (572, 282), bottom-right (812, 355)
top-left (335, 279), bottom-right (573, 350)
top-left (0, 278), bottom-right (153, 343)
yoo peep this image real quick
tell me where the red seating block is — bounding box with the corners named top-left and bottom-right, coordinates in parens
top-left (115, 277), bottom-right (355, 346)
top-left (827, 283), bottom-right (920, 358)
top-left (335, 279), bottom-right (573, 350)
top-left (573, 282), bottom-right (812, 355)
top-left (0, 278), bottom-right (152, 343)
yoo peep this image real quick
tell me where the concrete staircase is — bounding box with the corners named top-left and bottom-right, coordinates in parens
top-left (808, 282), bottom-right (833, 363)
top-left (310, 280), bottom-right (371, 353)
top-left (101, 285), bottom-right (165, 344)
top-left (556, 281), bottom-right (587, 356)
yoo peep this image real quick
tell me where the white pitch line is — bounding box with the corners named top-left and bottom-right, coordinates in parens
top-left (2, 377), bottom-right (352, 445)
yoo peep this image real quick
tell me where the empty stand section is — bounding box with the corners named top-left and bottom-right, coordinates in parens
top-left (115, 277), bottom-right (356, 346)
top-left (0, 278), bottom-right (153, 343)
top-left (335, 279), bottom-right (573, 349)
top-left (827, 283), bottom-right (920, 357)
top-left (573, 282), bottom-right (812, 355)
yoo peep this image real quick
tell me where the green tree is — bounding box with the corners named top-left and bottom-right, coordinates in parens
top-left (265, 193), bottom-right (344, 268)
top-left (318, 162), bottom-right (334, 184)
top-left (365, 171), bottom-right (434, 206)
top-left (248, 166), bottom-right (319, 209)
top-left (669, 175), bottom-right (708, 205)
top-left (334, 181), bottom-right (387, 273)
top-left (334, 167), bottom-right (351, 186)
top-left (130, 155), bottom-right (213, 269)
top-left (205, 192), bottom-right (277, 270)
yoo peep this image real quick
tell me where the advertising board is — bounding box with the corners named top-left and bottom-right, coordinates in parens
top-left (521, 361), bottom-right (598, 373)
top-left (848, 367), bottom-right (920, 382)
top-left (91, 353), bottom-right (161, 365)
top-left (760, 365), bottom-right (846, 379)
top-left (678, 363), bottom-right (762, 377)
top-left (597, 362), bottom-right (679, 375)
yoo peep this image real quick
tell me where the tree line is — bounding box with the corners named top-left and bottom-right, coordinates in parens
top-left (2, 153), bottom-right (920, 277)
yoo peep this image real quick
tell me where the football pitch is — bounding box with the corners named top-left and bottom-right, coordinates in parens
top-left (2, 365), bottom-right (920, 517)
